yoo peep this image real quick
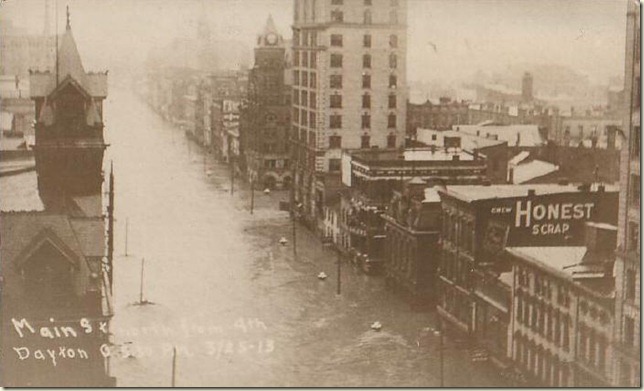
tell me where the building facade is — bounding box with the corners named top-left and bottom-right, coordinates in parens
top-left (291, 0), bottom-right (408, 229)
top-left (613, 0), bottom-right (641, 386)
top-left (507, 223), bottom-right (618, 387)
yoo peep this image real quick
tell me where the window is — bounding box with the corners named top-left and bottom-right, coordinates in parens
top-left (632, 126), bottom-right (640, 158)
top-left (628, 222), bottom-right (639, 253)
top-left (310, 92), bottom-right (316, 108)
top-left (361, 134), bottom-right (370, 149)
top-left (309, 111), bottom-right (316, 126)
top-left (329, 158), bottom-right (341, 172)
top-left (390, 34), bottom-right (398, 48)
top-left (363, 34), bottom-right (372, 48)
top-left (331, 34), bottom-right (343, 47)
top-left (330, 94), bottom-right (342, 108)
top-left (363, 54), bottom-right (371, 68)
top-left (293, 89), bottom-right (299, 105)
top-left (361, 114), bottom-right (370, 129)
top-left (389, 10), bottom-right (398, 23)
top-left (625, 317), bottom-right (635, 345)
top-left (310, 31), bottom-right (318, 46)
top-left (302, 72), bottom-right (309, 87)
top-left (303, 32), bottom-right (309, 47)
top-left (331, 9), bottom-right (343, 22)
top-left (388, 114), bottom-right (396, 128)
top-left (293, 70), bottom-right (300, 86)
top-left (330, 114), bottom-right (342, 129)
top-left (329, 135), bottom-right (341, 148)
top-left (388, 94), bottom-right (397, 108)
top-left (362, 74), bottom-right (371, 88)
top-left (330, 75), bottom-right (343, 89)
top-left (300, 90), bottom-right (308, 107)
top-left (387, 134), bottom-right (396, 148)
top-left (331, 53), bottom-right (343, 68)
top-left (389, 74), bottom-right (397, 88)
top-left (302, 50), bottom-right (309, 67)
top-left (300, 108), bottom-right (308, 126)
top-left (294, 50), bottom-right (300, 66)
top-left (363, 10), bottom-right (372, 24)
top-left (626, 269), bottom-right (636, 299)
top-left (310, 52), bottom-right (317, 67)
top-left (630, 174), bottom-right (640, 207)
top-left (389, 53), bottom-right (397, 68)
top-left (310, 72), bottom-right (317, 88)
top-left (362, 93), bottom-right (371, 109)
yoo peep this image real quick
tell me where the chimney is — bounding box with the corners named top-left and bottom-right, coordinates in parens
top-left (578, 183), bottom-right (591, 192)
top-left (452, 154), bottom-right (460, 161)
top-left (598, 184), bottom-right (605, 193)
top-left (516, 132), bottom-right (521, 146)
top-left (508, 167), bottom-right (514, 183)
top-left (527, 189), bottom-right (536, 197)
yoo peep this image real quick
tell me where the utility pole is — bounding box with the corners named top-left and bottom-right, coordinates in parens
top-left (124, 217), bottom-right (129, 256)
top-left (439, 317), bottom-right (444, 387)
top-left (250, 177), bottom-right (255, 214)
top-left (171, 346), bottom-right (177, 387)
top-left (139, 257), bottom-right (145, 304)
top-left (336, 252), bottom-right (342, 295)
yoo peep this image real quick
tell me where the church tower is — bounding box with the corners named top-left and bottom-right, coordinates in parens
top-left (29, 9), bottom-right (108, 210)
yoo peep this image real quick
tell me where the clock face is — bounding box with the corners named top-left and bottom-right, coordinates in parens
top-left (266, 33), bottom-right (278, 45)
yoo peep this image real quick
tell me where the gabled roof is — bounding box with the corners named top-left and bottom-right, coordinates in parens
top-left (57, 27), bottom-right (87, 90)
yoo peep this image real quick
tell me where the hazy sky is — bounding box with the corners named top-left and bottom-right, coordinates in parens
top-left (1, 0), bottom-right (629, 85)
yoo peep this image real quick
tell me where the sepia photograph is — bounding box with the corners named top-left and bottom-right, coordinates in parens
top-left (0, 0), bottom-right (640, 387)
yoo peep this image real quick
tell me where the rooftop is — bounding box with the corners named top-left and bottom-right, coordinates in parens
top-left (454, 124), bottom-right (545, 147)
top-left (0, 170), bottom-right (44, 212)
top-left (439, 183), bottom-right (617, 203)
top-left (512, 159), bottom-right (559, 184)
top-left (416, 128), bottom-right (506, 150)
top-left (349, 148), bottom-right (480, 164)
top-left (507, 246), bottom-right (614, 295)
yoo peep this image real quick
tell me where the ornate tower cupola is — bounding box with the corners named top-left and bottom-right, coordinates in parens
top-left (257, 14), bottom-right (284, 48)
top-left (29, 7), bottom-right (108, 210)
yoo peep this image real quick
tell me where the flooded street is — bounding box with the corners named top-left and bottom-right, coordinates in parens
top-left (104, 88), bottom-right (507, 387)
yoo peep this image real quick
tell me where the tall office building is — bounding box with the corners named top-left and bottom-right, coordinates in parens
top-left (291, 0), bottom-right (408, 226)
top-left (613, 0), bottom-right (640, 387)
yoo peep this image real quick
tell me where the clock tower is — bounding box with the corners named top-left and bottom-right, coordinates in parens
top-left (241, 15), bottom-right (291, 190)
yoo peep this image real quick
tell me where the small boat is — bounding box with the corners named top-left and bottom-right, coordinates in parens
top-left (317, 272), bottom-right (328, 280)
top-left (279, 237), bottom-right (288, 245)
top-left (371, 321), bottom-right (382, 331)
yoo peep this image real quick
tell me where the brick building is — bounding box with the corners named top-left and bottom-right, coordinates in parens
top-left (437, 184), bottom-right (619, 369)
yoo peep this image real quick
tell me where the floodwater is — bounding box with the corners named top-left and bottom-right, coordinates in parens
top-left (104, 88), bottom-right (508, 387)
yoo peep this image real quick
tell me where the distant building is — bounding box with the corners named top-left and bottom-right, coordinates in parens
top-left (522, 72), bottom-right (534, 102)
top-left (292, 0), bottom-right (408, 231)
top-left (241, 16), bottom-right (292, 189)
top-left (558, 108), bottom-right (621, 149)
top-left (406, 97), bottom-right (469, 133)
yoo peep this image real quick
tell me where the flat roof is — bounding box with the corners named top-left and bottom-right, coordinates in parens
top-left (439, 183), bottom-right (618, 203)
top-left (506, 246), bottom-right (587, 278)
